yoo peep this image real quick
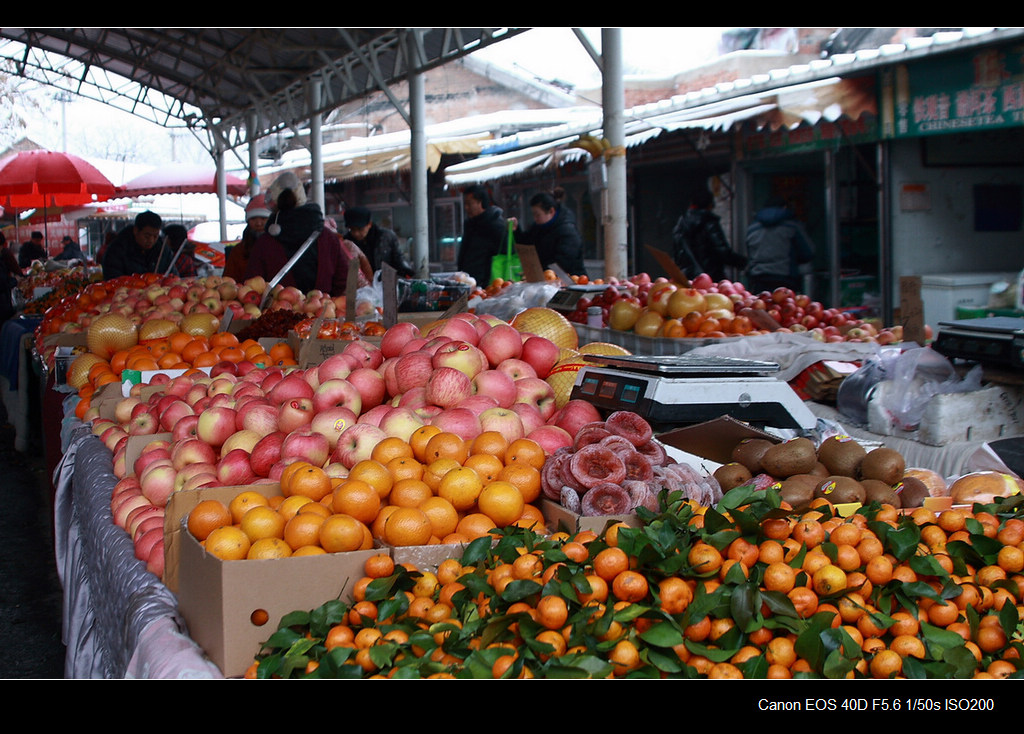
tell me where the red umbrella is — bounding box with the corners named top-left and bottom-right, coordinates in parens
top-left (0, 149), bottom-right (118, 253)
top-left (118, 164), bottom-right (249, 197)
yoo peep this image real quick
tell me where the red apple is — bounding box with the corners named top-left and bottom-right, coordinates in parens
top-left (477, 323), bottom-right (523, 367)
top-left (519, 336), bottom-right (561, 380)
top-left (429, 407), bottom-right (482, 442)
top-left (478, 406), bottom-right (525, 443)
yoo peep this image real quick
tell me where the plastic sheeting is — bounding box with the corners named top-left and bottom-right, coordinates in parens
top-left (54, 408), bottom-right (221, 679)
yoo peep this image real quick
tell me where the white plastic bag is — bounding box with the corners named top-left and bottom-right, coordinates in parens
top-left (881, 346), bottom-right (983, 430)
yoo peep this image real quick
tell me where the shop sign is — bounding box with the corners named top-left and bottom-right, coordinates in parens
top-left (739, 116), bottom-right (877, 158)
top-left (881, 42), bottom-right (1024, 138)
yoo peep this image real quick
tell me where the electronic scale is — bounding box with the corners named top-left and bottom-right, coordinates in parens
top-left (931, 316), bottom-right (1024, 370)
top-left (546, 284), bottom-right (617, 313)
top-left (570, 353), bottom-right (819, 432)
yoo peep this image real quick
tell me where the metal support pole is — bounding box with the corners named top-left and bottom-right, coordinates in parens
top-left (825, 149), bottom-right (841, 308)
top-left (408, 55), bottom-right (429, 278)
top-left (248, 110), bottom-right (260, 196)
top-left (601, 28), bottom-right (628, 280)
top-left (216, 147), bottom-right (227, 242)
top-left (309, 77), bottom-right (325, 210)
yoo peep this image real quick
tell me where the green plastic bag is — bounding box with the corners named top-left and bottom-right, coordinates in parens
top-left (491, 220), bottom-right (523, 282)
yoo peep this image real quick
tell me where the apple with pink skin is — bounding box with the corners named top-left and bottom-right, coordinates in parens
top-left (133, 446), bottom-right (172, 478)
top-left (139, 460), bottom-right (178, 507)
top-left (478, 323), bottom-right (523, 367)
top-left (238, 400), bottom-right (280, 437)
top-left (471, 369), bottom-right (517, 408)
top-left (163, 374), bottom-right (195, 399)
top-left (357, 403), bottom-right (392, 428)
top-left (114, 493), bottom-right (153, 529)
top-left (114, 396), bottom-right (143, 425)
top-left (430, 316), bottom-right (479, 346)
top-left (513, 377), bottom-right (558, 421)
top-left (221, 428), bottom-right (263, 456)
top-left (250, 432), bottom-right (286, 477)
top-left (527, 424), bottom-right (573, 453)
top-left (332, 423), bottom-right (387, 469)
top-left (425, 366), bottom-right (473, 409)
top-left (510, 402), bottom-right (545, 436)
top-left (158, 398), bottom-right (195, 432)
top-left (394, 351), bottom-right (435, 394)
top-left (310, 406), bottom-right (359, 450)
top-left (217, 448), bottom-right (259, 486)
top-left (380, 321), bottom-right (421, 359)
top-left (207, 392), bottom-right (235, 410)
top-left (343, 340), bottom-right (383, 370)
top-left (398, 337), bottom-right (429, 356)
top-left (549, 399), bottom-right (603, 436)
top-left (174, 461), bottom-right (220, 491)
top-left (420, 335), bottom-right (453, 356)
top-left (133, 525), bottom-right (163, 563)
top-left (478, 407), bottom-right (525, 443)
top-left (128, 408), bottom-right (161, 436)
top-left (316, 353), bottom-right (353, 383)
top-left (380, 357), bottom-right (401, 398)
top-left (171, 414), bottom-right (200, 442)
top-left (455, 394), bottom-right (500, 417)
top-left (414, 405), bottom-right (443, 423)
top-left (278, 397), bottom-right (315, 433)
top-left (170, 437), bottom-right (219, 471)
top-left (281, 430), bottom-right (331, 468)
top-left (347, 367), bottom-right (387, 411)
top-left (195, 405), bottom-right (238, 448)
top-left (431, 341), bottom-right (488, 380)
top-left (313, 378), bottom-right (363, 415)
top-left (520, 336), bottom-right (561, 379)
top-left (101, 425), bottom-right (129, 452)
top-left (496, 358), bottom-right (537, 382)
top-left (379, 407), bottom-right (425, 442)
top-left (429, 407), bottom-right (481, 442)
top-left (129, 507), bottom-right (165, 541)
top-left (266, 373), bottom-right (314, 406)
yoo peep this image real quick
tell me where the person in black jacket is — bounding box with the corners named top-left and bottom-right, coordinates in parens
top-left (457, 185), bottom-right (507, 286)
top-left (344, 206), bottom-right (414, 277)
top-left (672, 188), bottom-right (747, 282)
top-left (0, 232), bottom-right (20, 324)
top-left (101, 210), bottom-right (172, 281)
top-left (18, 231), bottom-right (46, 269)
top-left (511, 189), bottom-right (587, 276)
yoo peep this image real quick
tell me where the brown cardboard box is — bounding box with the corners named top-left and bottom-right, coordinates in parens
top-left (172, 482), bottom-right (378, 677)
top-left (541, 498), bottom-right (638, 536)
top-left (655, 415), bottom-right (781, 466)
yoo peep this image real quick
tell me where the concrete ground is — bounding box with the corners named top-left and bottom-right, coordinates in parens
top-left (0, 401), bottom-right (66, 679)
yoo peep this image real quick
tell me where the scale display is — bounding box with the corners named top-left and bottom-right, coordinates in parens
top-left (571, 355), bottom-right (816, 431)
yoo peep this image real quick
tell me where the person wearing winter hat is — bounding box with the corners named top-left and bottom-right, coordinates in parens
top-left (344, 205), bottom-right (414, 277)
top-left (223, 193), bottom-right (271, 281)
top-left (243, 173), bottom-right (350, 296)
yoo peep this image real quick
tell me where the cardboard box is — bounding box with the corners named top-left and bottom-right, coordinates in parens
top-left (389, 542), bottom-right (471, 574)
top-left (173, 482), bottom-right (378, 677)
top-left (541, 498), bottom-right (638, 536)
top-left (656, 415), bottom-right (782, 468)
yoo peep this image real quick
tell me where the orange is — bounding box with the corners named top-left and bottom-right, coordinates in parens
top-left (423, 431), bottom-right (469, 464)
top-left (657, 576), bottom-right (693, 615)
top-left (210, 331), bottom-right (240, 348)
top-left (470, 430), bottom-right (510, 458)
top-left (277, 494), bottom-right (314, 522)
top-left (187, 499), bottom-right (232, 541)
top-left (765, 636), bottom-right (797, 669)
top-left (608, 639), bottom-right (641, 676)
top-left (787, 586), bottom-right (819, 618)
top-left (791, 518), bottom-right (825, 548)
top-left (611, 570), bottom-right (649, 603)
top-left (437, 466), bottom-right (484, 512)
top-left (418, 496), bottom-right (460, 540)
top-left (386, 456), bottom-right (424, 484)
top-left (864, 554), bottom-right (894, 586)
top-left (283, 511), bottom-right (326, 551)
top-left (370, 436), bottom-right (415, 466)
top-left (384, 507), bottom-right (433, 547)
top-left (325, 624), bottom-right (355, 651)
top-left (869, 649), bottom-right (903, 678)
top-left (331, 479), bottom-right (382, 525)
top-left (204, 525), bottom-right (251, 561)
top-left (997, 546), bottom-right (1024, 574)
top-left (763, 561), bottom-right (797, 594)
top-left (562, 540), bottom-right (590, 564)
top-left (409, 425), bottom-right (442, 463)
top-left (536, 595), bottom-right (570, 631)
top-left (388, 478), bottom-right (433, 509)
top-left (594, 547), bottom-right (631, 582)
top-left (283, 463), bottom-right (333, 502)
top-left (687, 542), bottom-right (723, 575)
top-left (423, 458), bottom-right (462, 493)
top-left (812, 563), bottom-right (847, 597)
top-left (496, 464), bottom-right (542, 504)
top-left (463, 453), bottom-right (505, 484)
top-left (456, 512), bottom-right (498, 541)
top-left (247, 536), bottom-right (293, 560)
top-left (268, 342), bottom-right (294, 363)
top-left (344, 458), bottom-right (391, 497)
top-left (371, 504), bottom-right (399, 540)
top-left (477, 480), bottom-right (526, 527)
top-left (319, 513), bottom-right (372, 553)
top-left (279, 461), bottom-right (314, 496)
top-left (758, 540), bottom-right (786, 565)
top-left (239, 505), bottom-right (287, 542)
top-left (504, 438), bottom-right (545, 470)
top-left (168, 330), bottom-right (193, 355)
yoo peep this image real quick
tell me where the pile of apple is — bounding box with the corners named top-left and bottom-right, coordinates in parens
top-left (566, 272), bottom-right (907, 344)
top-left (94, 311), bottom-right (612, 578)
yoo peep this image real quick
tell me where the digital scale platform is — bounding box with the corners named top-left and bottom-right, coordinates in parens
top-left (932, 316), bottom-right (1024, 370)
top-left (570, 353), bottom-right (818, 431)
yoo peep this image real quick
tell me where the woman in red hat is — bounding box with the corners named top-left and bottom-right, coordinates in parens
top-left (223, 194), bottom-right (271, 282)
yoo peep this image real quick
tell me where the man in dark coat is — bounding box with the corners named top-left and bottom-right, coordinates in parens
top-left (457, 185), bottom-right (507, 286)
top-left (18, 231), bottom-right (46, 269)
top-left (672, 188), bottom-right (747, 282)
top-left (512, 190), bottom-right (587, 277)
top-left (344, 206), bottom-right (414, 277)
top-left (101, 210), bottom-right (172, 281)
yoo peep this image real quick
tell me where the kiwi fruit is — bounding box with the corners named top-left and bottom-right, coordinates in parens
top-left (760, 437), bottom-right (817, 479)
top-left (860, 447), bottom-right (906, 486)
top-left (861, 479), bottom-right (901, 508)
top-left (814, 475), bottom-right (866, 505)
top-left (778, 473), bottom-right (821, 509)
top-left (731, 438), bottom-right (775, 475)
top-left (894, 475), bottom-right (930, 508)
top-left (809, 462), bottom-right (831, 478)
top-left (713, 462), bottom-right (753, 492)
top-left (817, 436), bottom-right (867, 477)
